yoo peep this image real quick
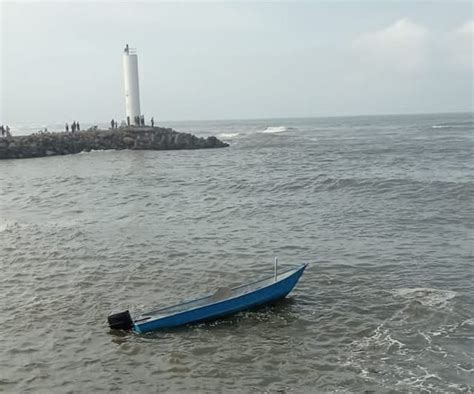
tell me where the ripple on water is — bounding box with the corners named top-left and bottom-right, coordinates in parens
top-left (0, 113), bottom-right (472, 392)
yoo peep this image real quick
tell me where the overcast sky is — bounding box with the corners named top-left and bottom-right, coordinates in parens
top-left (1, 1), bottom-right (472, 124)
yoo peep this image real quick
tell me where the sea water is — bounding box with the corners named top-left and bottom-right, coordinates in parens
top-left (1, 112), bottom-right (473, 391)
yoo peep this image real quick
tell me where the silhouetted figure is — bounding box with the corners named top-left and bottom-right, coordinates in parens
top-left (6, 126), bottom-right (11, 137)
top-left (65, 123), bottom-right (69, 132)
top-left (140, 115), bottom-right (145, 126)
top-left (127, 116), bottom-right (130, 126)
top-left (151, 117), bottom-right (154, 127)
top-left (0, 125), bottom-right (4, 136)
top-left (72, 122), bottom-right (76, 133)
top-left (77, 122), bottom-right (80, 131)
top-left (124, 44), bottom-right (129, 53)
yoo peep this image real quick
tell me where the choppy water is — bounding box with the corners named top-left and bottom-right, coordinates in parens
top-left (1, 113), bottom-right (473, 392)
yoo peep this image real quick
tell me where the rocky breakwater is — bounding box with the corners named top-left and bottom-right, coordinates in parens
top-left (0, 127), bottom-right (229, 160)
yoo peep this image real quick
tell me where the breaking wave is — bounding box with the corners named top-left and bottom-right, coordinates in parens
top-left (259, 126), bottom-right (295, 134)
top-left (431, 121), bottom-right (473, 129)
top-left (217, 132), bottom-right (239, 139)
top-left (432, 125), bottom-right (454, 129)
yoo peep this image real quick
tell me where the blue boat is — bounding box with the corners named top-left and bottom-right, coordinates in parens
top-left (108, 262), bottom-right (307, 334)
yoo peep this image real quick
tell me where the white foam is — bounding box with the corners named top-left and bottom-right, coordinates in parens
top-left (396, 366), bottom-right (442, 390)
top-left (457, 364), bottom-right (474, 373)
top-left (0, 220), bottom-right (16, 233)
top-left (78, 149), bottom-right (108, 154)
top-left (259, 126), bottom-right (288, 134)
top-left (217, 133), bottom-right (239, 139)
top-left (431, 124), bottom-right (466, 129)
top-left (418, 330), bottom-right (432, 344)
top-left (392, 288), bottom-right (457, 309)
top-left (349, 323), bottom-right (406, 355)
top-left (460, 318), bottom-right (474, 327)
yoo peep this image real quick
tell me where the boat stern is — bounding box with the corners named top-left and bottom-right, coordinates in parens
top-left (108, 310), bottom-right (134, 330)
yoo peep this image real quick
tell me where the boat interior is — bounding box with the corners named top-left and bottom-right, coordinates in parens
top-left (135, 266), bottom-right (301, 322)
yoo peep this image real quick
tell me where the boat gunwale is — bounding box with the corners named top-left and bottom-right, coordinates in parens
top-left (135, 264), bottom-right (307, 323)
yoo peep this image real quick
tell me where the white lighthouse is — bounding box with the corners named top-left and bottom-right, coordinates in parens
top-left (122, 44), bottom-right (141, 126)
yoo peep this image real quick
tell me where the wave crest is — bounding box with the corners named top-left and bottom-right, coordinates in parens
top-left (217, 133), bottom-right (239, 139)
top-left (259, 126), bottom-right (294, 134)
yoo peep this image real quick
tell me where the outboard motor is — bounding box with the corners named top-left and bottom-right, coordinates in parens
top-left (108, 310), bottom-right (134, 330)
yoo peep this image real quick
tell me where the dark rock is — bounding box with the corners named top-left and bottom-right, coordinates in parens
top-left (0, 127), bottom-right (229, 160)
top-left (123, 137), bottom-right (135, 147)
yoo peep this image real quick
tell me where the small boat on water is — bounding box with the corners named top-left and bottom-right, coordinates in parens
top-left (108, 261), bottom-right (308, 334)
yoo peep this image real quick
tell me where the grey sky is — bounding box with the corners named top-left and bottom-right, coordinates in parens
top-left (1, 1), bottom-right (472, 124)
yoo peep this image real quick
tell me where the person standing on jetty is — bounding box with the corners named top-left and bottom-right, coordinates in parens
top-left (77, 122), bottom-right (80, 131)
top-left (65, 123), bottom-right (69, 132)
top-left (72, 122), bottom-right (76, 133)
top-left (151, 117), bottom-right (154, 127)
top-left (0, 125), bottom-right (11, 137)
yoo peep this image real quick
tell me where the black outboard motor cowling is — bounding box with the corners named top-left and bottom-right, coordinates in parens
top-left (108, 310), bottom-right (134, 330)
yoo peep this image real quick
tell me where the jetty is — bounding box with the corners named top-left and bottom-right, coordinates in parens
top-left (0, 127), bottom-right (229, 160)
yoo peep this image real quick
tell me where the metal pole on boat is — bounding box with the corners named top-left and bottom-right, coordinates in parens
top-left (274, 257), bottom-right (278, 282)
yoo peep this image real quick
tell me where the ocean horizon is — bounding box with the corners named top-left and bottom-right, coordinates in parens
top-left (5, 110), bottom-right (473, 137)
